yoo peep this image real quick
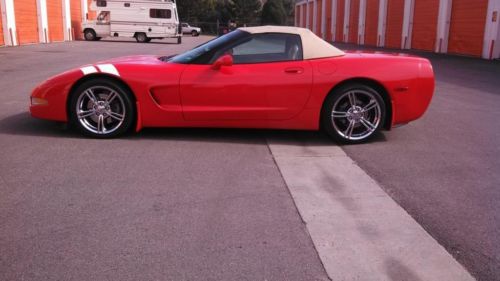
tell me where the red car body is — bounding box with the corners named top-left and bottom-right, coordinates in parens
top-left (30, 52), bottom-right (434, 132)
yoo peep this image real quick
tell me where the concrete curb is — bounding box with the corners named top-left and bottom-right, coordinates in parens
top-left (267, 134), bottom-right (475, 281)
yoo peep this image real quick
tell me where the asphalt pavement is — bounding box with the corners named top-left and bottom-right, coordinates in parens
top-left (0, 37), bottom-right (328, 281)
top-left (335, 43), bottom-right (500, 281)
top-left (0, 36), bottom-right (499, 281)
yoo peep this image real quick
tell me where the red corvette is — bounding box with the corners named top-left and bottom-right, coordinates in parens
top-left (30, 26), bottom-right (434, 144)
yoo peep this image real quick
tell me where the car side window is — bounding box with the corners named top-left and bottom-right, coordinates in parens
top-left (225, 33), bottom-right (303, 64)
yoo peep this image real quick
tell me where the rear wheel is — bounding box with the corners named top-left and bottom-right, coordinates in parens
top-left (135, 33), bottom-right (148, 43)
top-left (69, 78), bottom-right (135, 138)
top-left (84, 29), bottom-right (97, 41)
top-left (191, 30), bottom-right (199, 37)
top-left (321, 83), bottom-right (386, 144)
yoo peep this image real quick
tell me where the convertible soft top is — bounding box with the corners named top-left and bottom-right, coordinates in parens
top-left (239, 26), bottom-right (345, 60)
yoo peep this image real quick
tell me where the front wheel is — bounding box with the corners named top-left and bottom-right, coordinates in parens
top-left (321, 84), bottom-right (386, 144)
top-left (191, 30), bottom-right (199, 37)
top-left (84, 29), bottom-right (97, 41)
top-left (69, 79), bottom-right (135, 138)
top-left (135, 33), bottom-right (148, 43)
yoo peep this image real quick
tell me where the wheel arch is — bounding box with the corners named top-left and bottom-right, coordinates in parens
top-left (323, 77), bottom-right (393, 130)
top-left (66, 74), bottom-right (138, 128)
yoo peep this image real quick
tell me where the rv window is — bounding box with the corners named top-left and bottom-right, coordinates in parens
top-left (96, 0), bottom-right (107, 7)
top-left (150, 9), bottom-right (172, 19)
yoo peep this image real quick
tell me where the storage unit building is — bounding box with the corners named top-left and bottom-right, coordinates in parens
top-left (71, 0), bottom-right (83, 40)
top-left (348, 0), bottom-right (360, 44)
top-left (364, 0), bottom-right (379, 46)
top-left (335, 0), bottom-right (345, 42)
top-left (316, 0), bottom-right (323, 37)
top-left (412, 0), bottom-right (440, 51)
top-left (384, 0), bottom-right (404, 49)
top-left (448, 0), bottom-right (489, 57)
top-left (302, 3), bottom-right (307, 27)
top-left (14, 0), bottom-right (39, 44)
top-left (0, 4), bottom-right (4, 46)
top-left (325, 0), bottom-right (333, 41)
top-left (296, 0), bottom-right (500, 60)
top-left (47, 0), bottom-right (64, 42)
top-left (308, 1), bottom-right (314, 29)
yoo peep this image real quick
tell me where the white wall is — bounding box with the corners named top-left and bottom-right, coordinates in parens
top-left (36, 0), bottom-right (48, 43)
top-left (482, 0), bottom-right (500, 59)
top-left (0, 0), bottom-right (17, 45)
top-left (377, 0), bottom-right (388, 47)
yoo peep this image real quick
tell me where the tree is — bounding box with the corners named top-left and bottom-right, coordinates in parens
top-left (232, 0), bottom-right (262, 24)
top-left (261, 0), bottom-right (287, 25)
top-left (177, 0), bottom-right (217, 22)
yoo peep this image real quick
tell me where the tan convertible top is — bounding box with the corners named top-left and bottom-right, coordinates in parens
top-left (238, 26), bottom-right (345, 60)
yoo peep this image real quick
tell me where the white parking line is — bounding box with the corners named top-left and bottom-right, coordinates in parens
top-left (267, 135), bottom-right (475, 281)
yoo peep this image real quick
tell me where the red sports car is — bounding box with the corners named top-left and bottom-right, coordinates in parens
top-left (30, 26), bottom-right (434, 144)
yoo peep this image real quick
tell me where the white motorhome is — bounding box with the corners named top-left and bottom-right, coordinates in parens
top-left (82, 0), bottom-right (182, 43)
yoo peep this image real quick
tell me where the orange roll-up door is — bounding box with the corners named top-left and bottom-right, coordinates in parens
top-left (47, 0), bottom-right (64, 42)
top-left (308, 2), bottom-right (314, 30)
top-left (348, 0), bottom-right (359, 43)
top-left (364, 0), bottom-right (379, 46)
top-left (14, 0), bottom-right (39, 44)
top-left (336, 0), bottom-right (345, 42)
top-left (71, 0), bottom-right (83, 39)
top-left (448, 0), bottom-right (488, 57)
top-left (302, 4), bottom-right (307, 27)
top-left (325, 0), bottom-right (333, 41)
top-left (0, 4), bottom-right (4, 46)
top-left (385, 0), bottom-right (404, 49)
top-left (87, 0), bottom-right (96, 20)
top-left (412, 0), bottom-right (439, 51)
top-left (316, 0), bottom-right (323, 37)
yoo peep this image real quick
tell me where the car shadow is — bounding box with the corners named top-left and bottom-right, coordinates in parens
top-left (0, 112), bottom-right (387, 145)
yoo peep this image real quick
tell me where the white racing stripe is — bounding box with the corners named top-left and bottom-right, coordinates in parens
top-left (80, 66), bottom-right (98, 75)
top-left (96, 64), bottom-right (120, 76)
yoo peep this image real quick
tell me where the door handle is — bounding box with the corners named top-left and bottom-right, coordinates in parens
top-left (284, 67), bottom-right (304, 74)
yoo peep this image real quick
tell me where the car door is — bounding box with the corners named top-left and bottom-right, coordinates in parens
top-left (179, 33), bottom-right (313, 121)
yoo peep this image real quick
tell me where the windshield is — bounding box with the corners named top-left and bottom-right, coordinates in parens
top-left (169, 30), bottom-right (249, 64)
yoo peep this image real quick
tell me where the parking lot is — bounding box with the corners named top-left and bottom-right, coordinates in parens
top-left (0, 36), bottom-right (499, 280)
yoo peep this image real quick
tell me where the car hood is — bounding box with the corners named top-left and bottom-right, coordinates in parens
top-left (96, 55), bottom-right (166, 66)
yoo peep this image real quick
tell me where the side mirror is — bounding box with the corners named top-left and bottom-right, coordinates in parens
top-left (212, 54), bottom-right (233, 70)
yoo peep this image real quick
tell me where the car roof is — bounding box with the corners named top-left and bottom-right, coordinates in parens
top-left (238, 25), bottom-right (345, 60)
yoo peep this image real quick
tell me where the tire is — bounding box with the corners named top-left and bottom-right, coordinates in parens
top-left (321, 83), bottom-right (386, 144)
top-left (69, 78), bottom-right (135, 138)
top-left (145, 38), bottom-right (152, 43)
top-left (191, 30), bottom-right (199, 37)
top-left (84, 29), bottom-right (97, 41)
top-left (135, 33), bottom-right (148, 43)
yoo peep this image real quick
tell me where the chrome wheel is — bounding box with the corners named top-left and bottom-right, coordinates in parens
top-left (76, 86), bottom-right (126, 135)
top-left (330, 89), bottom-right (382, 141)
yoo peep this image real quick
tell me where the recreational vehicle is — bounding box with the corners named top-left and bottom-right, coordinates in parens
top-left (82, 0), bottom-right (182, 43)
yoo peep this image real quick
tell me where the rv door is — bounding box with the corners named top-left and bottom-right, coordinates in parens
top-left (149, 8), bottom-right (176, 36)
